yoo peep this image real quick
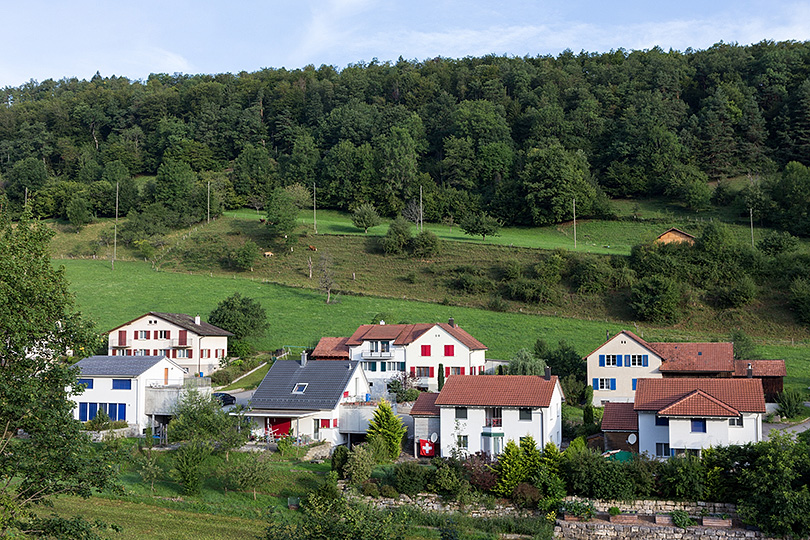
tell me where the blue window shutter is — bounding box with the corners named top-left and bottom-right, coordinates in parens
top-left (381, 362), bottom-right (386, 372)
top-left (642, 355), bottom-right (648, 367)
top-left (370, 362), bottom-right (376, 372)
top-left (632, 379), bottom-right (637, 390)
top-left (118, 404), bottom-right (126, 421)
top-left (399, 362), bottom-right (405, 371)
top-left (599, 355), bottom-right (605, 367)
top-left (89, 403), bottom-right (98, 420)
top-left (79, 403), bottom-right (88, 421)
top-left (610, 378), bottom-right (616, 390)
top-left (617, 355), bottom-right (623, 367)
top-left (592, 378), bottom-right (599, 390)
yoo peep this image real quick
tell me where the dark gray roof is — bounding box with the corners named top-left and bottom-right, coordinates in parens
top-left (74, 355), bottom-right (168, 377)
top-left (251, 359), bottom-right (359, 411)
top-left (108, 312), bottom-right (233, 337)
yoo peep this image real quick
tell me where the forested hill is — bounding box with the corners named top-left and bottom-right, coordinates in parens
top-left (2, 41), bottom-right (810, 232)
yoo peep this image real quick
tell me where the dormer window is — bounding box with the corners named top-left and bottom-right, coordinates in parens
top-left (292, 383), bottom-right (308, 394)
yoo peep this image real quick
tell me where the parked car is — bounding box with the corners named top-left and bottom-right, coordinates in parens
top-left (213, 392), bottom-right (236, 406)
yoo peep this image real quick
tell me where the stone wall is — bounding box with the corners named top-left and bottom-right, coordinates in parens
top-left (556, 520), bottom-right (774, 539)
top-left (85, 427), bottom-right (139, 442)
top-left (564, 496), bottom-right (738, 519)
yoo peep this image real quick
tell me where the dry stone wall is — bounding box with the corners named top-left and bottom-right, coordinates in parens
top-left (564, 496), bottom-right (738, 519)
top-left (556, 520), bottom-right (775, 539)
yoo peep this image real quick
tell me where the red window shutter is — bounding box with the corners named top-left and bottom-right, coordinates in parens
top-left (444, 344), bottom-right (454, 356)
top-left (179, 330), bottom-right (187, 346)
top-left (421, 344), bottom-right (430, 356)
top-left (146, 330), bottom-right (151, 339)
top-left (188, 349), bottom-right (193, 359)
top-left (153, 349), bottom-right (158, 356)
top-left (460, 367), bottom-right (465, 375)
top-left (320, 419), bottom-right (330, 428)
top-left (333, 419), bottom-right (338, 428)
top-left (429, 367), bottom-right (434, 378)
top-left (445, 366), bottom-right (450, 378)
top-left (126, 349), bottom-right (132, 355)
top-left (172, 349), bottom-right (177, 358)
top-left (410, 367), bottom-right (416, 377)
top-left (111, 349), bottom-right (116, 356)
top-left (343, 391), bottom-right (349, 398)
top-left (166, 330), bottom-right (170, 339)
top-left (479, 366), bottom-right (484, 374)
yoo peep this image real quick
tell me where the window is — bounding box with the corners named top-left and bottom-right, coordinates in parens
top-left (444, 344), bottom-right (454, 356)
top-left (159, 349), bottom-right (171, 357)
top-left (364, 361), bottom-right (377, 372)
top-left (292, 383), bottom-right (308, 394)
top-left (655, 416), bottom-right (669, 426)
top-left (655, 443), bottom-right (670, 457)
top-left (385, 362), bottom-right (400, 372)
top-left (370, 341), bottom-right (390, 353)
top-left (320, 419), bottom-right (331, 429)
top-left (421, 344), bottom-right (431, 356)
top-left (79, 403), bottom-right (126, 422)
top-left (138, 330), bottom-right (149, 339)
top-left (157, 330), bottom-right (170, 339)
top-left (450, 367), bottom-right (461, 376)
top-left (729, 417), bottom-right (743, 427)
top-left (629, 354), bottom-right (644, 366)
top-left (416, 367), bottom-right (430, 378)
top-left (78, 378), bottom-right (93, 389)
top-left (457, 435), bottom-right (468, 450)
top-left (486, 408), bottom-right (502, 427)
top-left (455, 407), bottom-right (467, 420)
top-left (597, 378), bottom-right (615, 391)
top-left (313, 419), bottom-right (320, 439)
top-left (604, 354), bottom-right (619, 366)
top-left (176, 349), bottom-right (189, 359)
top-left (691, 419), bottom-right (707, 433)
top-left (519, 408), bottom-right (532, 421)
top-left (112, 379), bottom-right (131, 390)
top-left (134, 349), bottom-right (148, 356)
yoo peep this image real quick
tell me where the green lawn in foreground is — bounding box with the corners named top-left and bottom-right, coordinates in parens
top-left (60, 258), bottom-right (810, 395)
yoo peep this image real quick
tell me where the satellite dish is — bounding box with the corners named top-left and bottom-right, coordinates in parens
top-left (627, 433), bottom-right (637, 445)
top-left (430, 432), bottom-right (438, 443)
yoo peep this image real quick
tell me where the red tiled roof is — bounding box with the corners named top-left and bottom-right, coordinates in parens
top-left (410, 392), bottom-right (440, 416)
top-left (634, 378), bottom-right (765, 414)
top-left (345, 323), bottom-right (487, 350)
top-left (583, 330), bottom-right (654, 359)
top-left (656, 228), bottom-right (696, 240)
top-left (733, 359), bottom-right (787, 378)
top-left (658, 390), bottom-right (740, 417)
top-left (434, 375), bottom-right (560, 408)
top-left (654, 342), bottom-right (734, 373)
top-left (601, 402), bottom-right (638, 431)
top-left (311, 337), bottom-right (351, 360)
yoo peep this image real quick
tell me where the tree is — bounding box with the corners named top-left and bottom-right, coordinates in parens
top-left (366, 400), bottom-right (407, 462)
top-left (0, 209), bottom-right (119, 538)
top-left (318, 251), bottom-right (336, 304)
top-left (381, 216), bottom-right (412, 255)
top-left (508, 348), bottom-right (546, 376)
top-left (730, 329), bottom-right (757, 360)
top-left (208, 293), bottom-right (268, 342)
top-left (460, 212), bottom-right (500, 241)
top-left (232, 453), bottom-right (273, 500)
top-left (230, 240), bottom-right (260, 272)
top-left (153, 159), bottom-right (196, 215)
top-left (169, 386), bottom-right (249, 461)
top-left (66, 195), bottom-right (92, 230)
top-left (630, 275), bottom-right (683, 323)
top-left (411, 229), bottom-right (440, 258)
top-left (265, 187), bottom-right (299, 241)
top-left (351, 203), bottom-right (382, 233)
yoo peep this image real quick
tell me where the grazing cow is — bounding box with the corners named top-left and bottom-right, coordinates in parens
top-left (308, 245), bottom-right (317, 251)
top-left (263, 251), bottom-right (273, 258)
top-left (259, 218), bottom-right (266, 224)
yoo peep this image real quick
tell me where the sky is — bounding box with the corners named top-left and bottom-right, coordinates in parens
top-left (2, 0), bottom-right (809, 88)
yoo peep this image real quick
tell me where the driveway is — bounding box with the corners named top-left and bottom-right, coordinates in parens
top-left (764, 417), bottom-right (810, 439)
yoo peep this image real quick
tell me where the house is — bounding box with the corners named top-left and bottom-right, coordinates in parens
top-left (586, 331), bottom-right (785, 405)
top-left (107, 312), bottom-right (232, 376)
top-left (410, 392), bottom-right (440, 457)
top-left (601, 378), bottom-right (766, 459)
top-left (433, 372), bottom-right (564, 458)
top-left (655, 228), bottom-right (696, 245)
top-left (601, 402), bottom-right (639, 453)
top-left (313, 318), bottom-right (487, 394)
top-left (733, 359), bottom-right (786, 402)
top-left (72, 355), bottom-right (196, 433)
top-left (245, 354), bottom-right (372, 447)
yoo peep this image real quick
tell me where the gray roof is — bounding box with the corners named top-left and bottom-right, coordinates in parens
top-left (251, 359), bottom-right (359, 411)
top-left (74, 355), bottom-right (168, 377)
top-left (109, 312), bottom-right (233, 337)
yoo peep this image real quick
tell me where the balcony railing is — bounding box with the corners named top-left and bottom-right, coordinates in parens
top-left (361, 351), bottom-right (394, 359)
top-left (172, 338), bottom-right (191, 348)
top-left (485, 418), bottom-right (502, 428)
top-left (110, 338), bottom-right (131, 348)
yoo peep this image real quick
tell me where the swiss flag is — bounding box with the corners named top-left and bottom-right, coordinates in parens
top-left (419, 439), bottom-right (435, 457)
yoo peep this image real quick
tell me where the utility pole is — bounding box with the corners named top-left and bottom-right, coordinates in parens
top-left (573, 198), bottom-right (577, 250)
top-left (313, 182), bottom-right (317, 234)
top-left (112, 181), bottom-right (119, 270)
top-left (207, 180), bottom-right (210, 224)
top-left (750, 207), bottom-right (754, 248)
top-left (419, 185), bottom-right (423, 232)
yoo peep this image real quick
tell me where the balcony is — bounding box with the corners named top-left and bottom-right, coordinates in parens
top-left (485, 417), bottom-right (502, 428)
top-left (110, 338), bottom-right (132, 348)
top-left (361, 351), bottom-right (394, 359)
top-left (144, 377), bottom-right (211, 415)
top-left (172, 338), bottom-right (191, 348)
top-left (339, 400), bottom-right (393, 433)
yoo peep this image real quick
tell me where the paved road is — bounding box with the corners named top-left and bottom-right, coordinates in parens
top-left (764, 418), bottom-right (810, 439)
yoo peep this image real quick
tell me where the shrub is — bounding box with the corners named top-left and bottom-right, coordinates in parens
top-left (172, 441), bottom-right (212, 495)
top-left (671, 509), bottom-right (696, 528)
top-left (712, 275), bottom-right (757, 308)
top-left (344, 444), bottom-right (375, 486)
top-left (777, 389), bottom-right (805, 418)
top-left (331, 445), bottom-right (350, 479)
top-left (758, 230), bottom-right (799, 257)
top-left (462, 452), bottom-right (498, 492)
top-left (379, 484), bottom-right (399, 498)
top-left (559, 500), bottom-right (595, 520)
top-left (396, 388), bottom-right (419, 403)
top-left (790, 278), bottom-right (810, 325)
top-left (657, 455), bottom-right (705, 501)
top-left (430, 461), bottom-right (464, 498)
top-left (362, 480), bottom-right (380, 498)
top-left (502, 260), bottom-right (523, 281)
top-left (630, 275), bottom-right (682, 323)
top-left (512, 482), bottom-right (541, 508)
top-left (366, 401), bottom-right (407, 462)
top-left (394, 461), bottom-right (426, 496)
top-left (570, 256), bottom-right (614, 294)
top-left (382, 216), bottom-right (412, 255)
top-left (450, 272), bottom-right (492, 294)
top-left (411, 230), bottom-right (441, 258)
top-left (608, 506), bottom-right (621, 516)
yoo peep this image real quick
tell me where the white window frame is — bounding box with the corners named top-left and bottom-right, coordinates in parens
top-left (138, 330), bottom-right (149, 340)
top-left (598, 378), bottom-right (612, 390)
top-left (729, 417), bottom-right (743, 427)
top-left (157, 330), bottom-right (170, 339)
top-left (656, 442), bottom-right (670, 457)
top-left (629, 354), bottom-right (644, 367)
top-left (605, 354), bottom-right (619, 367)
top-left (292, 383), bottom-right (308, 394)
top-left (176, 349), bottom-right (189, 359)
top-left (457, 435), bottom-right (468, 450)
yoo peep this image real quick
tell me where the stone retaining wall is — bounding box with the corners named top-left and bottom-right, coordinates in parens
top-left (85, 427), bottom-right (139, 442)
top-left (556, 520), bottom-right (774, 539)
top-left (564, 496), bottom-right (738, 519)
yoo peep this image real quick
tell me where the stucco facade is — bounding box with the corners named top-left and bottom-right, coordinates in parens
top-left (587, 332), bottom-right (663, 406)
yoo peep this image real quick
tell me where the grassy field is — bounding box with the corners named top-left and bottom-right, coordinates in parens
top-left (60, 259), bottom-right (810, 394)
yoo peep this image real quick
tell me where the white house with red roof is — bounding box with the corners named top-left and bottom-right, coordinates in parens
top-left (107, 312), bottom-right (232, 376)
top-left (410, 392), bottom-right (441, 458)
top-left (433, 374), bottom-right (564, 458)
top-left (586, 330), bottom-right (785, 406)
top-left (603, 378), bottom-right (766, 459)
top-left (312, 318), bottom-right (487, 393)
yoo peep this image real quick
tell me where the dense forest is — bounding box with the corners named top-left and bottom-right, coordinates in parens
top-left (1, 40), bottom-right (810, 234)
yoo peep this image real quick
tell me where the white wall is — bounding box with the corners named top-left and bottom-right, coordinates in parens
top-left (639, 412), bottom-right (762, 458)
top-left (638, 411), bottom-right (671, 458)
top-left (587, 333), bottom-right (663, 406)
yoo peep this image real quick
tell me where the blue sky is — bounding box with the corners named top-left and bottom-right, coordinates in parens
top-left (3, 0), bottom-right (809, 88)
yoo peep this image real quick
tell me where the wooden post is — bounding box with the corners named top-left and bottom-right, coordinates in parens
top-left (313, 182), bottom-right (317, 234)
top-left (573, 198), bottom-right (577, 250)
top-left (112, 181), bottom-right (119, 270)
top-left (750, 207), bottom-right (754, 248)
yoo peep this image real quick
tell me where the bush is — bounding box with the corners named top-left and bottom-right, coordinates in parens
top-left (345, 444), bottom-right (375, 486)
top-left (84, 409), bottom-right (111, 431)
top-left (411, 230), bottom-right (441, 258)
top-left (630, 275), bottom-right (682, 323)
top-left (777, 389), bottom-right (805, 418)
top-left (790, 278), bottom-right (810, 325)
top-left (608, 506), bottom-right (621, 516)
top-left (712, 275), bottom-right (757, 308)
top-left (396, 388), bottom-right (420, 403)
top-left (394, 461), bottom-right (427, 496)
top-left (382, 216), bottom-right (412, 255)
top-left (450, 272), bottom-right (493, 294)
top-left (657, 455), bottom-right (705, 501)
top-left (462, 452), bottom-right (498, 492)
top-left (379, 484), bottom-right (398, 498)
top-left (331, 445), bottom-right (350, 479)
top-left (559, 500), bottom-right (595, 521)
top-left (512, 482), bottom-right (541, 508)
top-left (362, 480), bottom-right (380, 498)
top-left (758, 230), bottom-right (799, 257)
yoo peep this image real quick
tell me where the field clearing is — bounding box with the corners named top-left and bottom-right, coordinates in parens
top-left (60, 259), bottom-right (810, 394)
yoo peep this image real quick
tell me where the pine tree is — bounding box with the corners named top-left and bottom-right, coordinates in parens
top-left (366, 400), bottom-right (407, 462)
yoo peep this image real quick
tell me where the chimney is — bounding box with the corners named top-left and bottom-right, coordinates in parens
top-left (194, 314), bottom-right (201, 325)
top-left (747, 363), bottom-right (753, 378)
top-left (300, 350), bottom-right (308, 367)
top-left (606, 330), bottom-right (610, 341)
top-left (379, 320), bottom-right (386, 325)
top-left (448, 317), bottom-right (456, 328)
top-left (544, 366), bottom-right (551, 381)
